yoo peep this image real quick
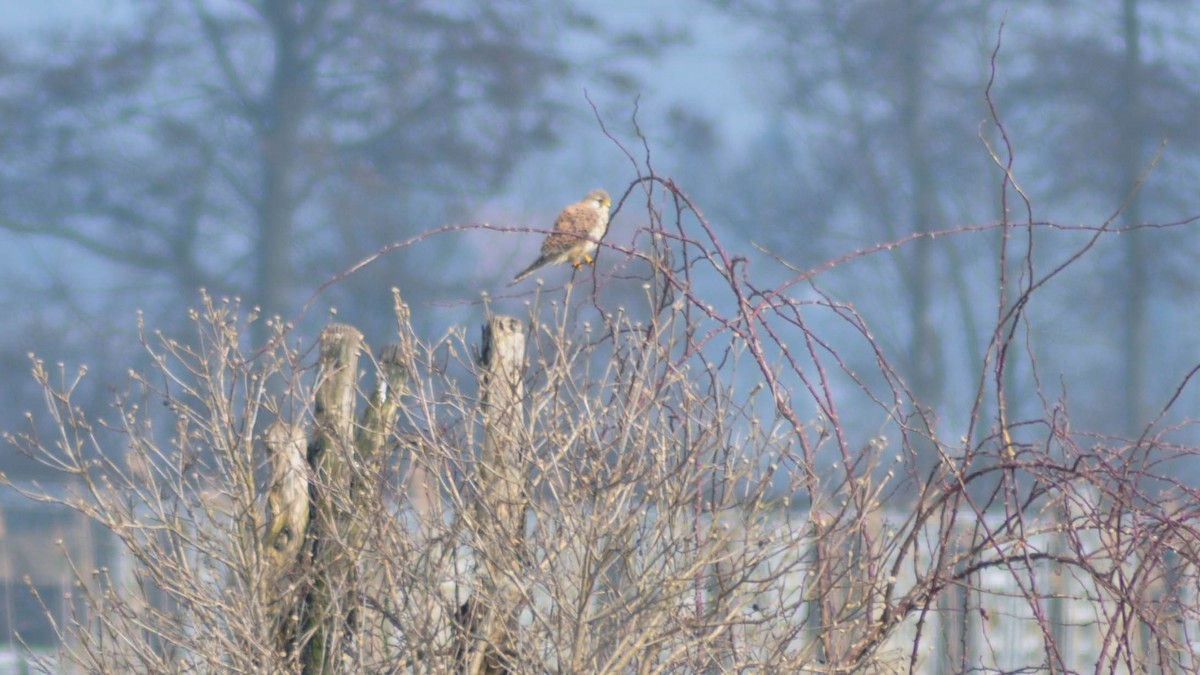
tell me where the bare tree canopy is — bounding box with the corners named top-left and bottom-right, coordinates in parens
top-left (0, 0), bottom-right (657, 319)
top-left (0, 0), bottom-right (664, 468)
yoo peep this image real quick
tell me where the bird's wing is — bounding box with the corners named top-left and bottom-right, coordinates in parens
top-left (540, 202), bottom-right (595, 256)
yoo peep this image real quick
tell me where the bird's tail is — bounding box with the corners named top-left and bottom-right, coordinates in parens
top-left (510, 256), bottom-right (549, 284)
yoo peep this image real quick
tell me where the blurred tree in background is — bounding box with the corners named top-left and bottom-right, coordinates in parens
top-left (0, 0), bottom-right (665, 477)
top-left (1004, 0), bottom-right (1200, 436)
top-left (1, 0), bottom-right (1198, 498)
top-left (706, 0), bottom-right (1200, 452)
top-left (708, 0), bottom-right (1003, 476)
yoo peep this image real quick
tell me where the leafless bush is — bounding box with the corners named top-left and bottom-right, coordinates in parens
top-left (6, 120), bottom-right (1200, 673)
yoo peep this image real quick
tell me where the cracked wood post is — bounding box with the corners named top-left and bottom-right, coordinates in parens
top-left (462, 315), bottom-right (528, 675)
top-left (265, 422), bottom-right (311, 569)
top-left (263, 420), bottom-right (310, 661)
top-left (303, 323), bottom-right (363, 675)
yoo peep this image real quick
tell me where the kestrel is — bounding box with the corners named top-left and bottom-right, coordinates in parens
top-left (511, 189), bottom-right (611, 283)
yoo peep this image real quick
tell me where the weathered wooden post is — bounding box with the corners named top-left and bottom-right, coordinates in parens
top-left (263, 420), bottom-right (310, 660)
top-left (460, 315), bottom-right (528, 675)
top-left (295, 324), bottom-right (408, 673)
top-left (303, 323), bottom-right (364, 673)
top-left (255, 315), bottom-right (410, 672)
top-left (355, 344), bottom-right (408, 469)
top-left (265, 422), bottom-right (310, 573)
top-left (348, 343), bottom-right (407, 663)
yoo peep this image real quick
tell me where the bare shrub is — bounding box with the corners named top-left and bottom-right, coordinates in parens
top-left (5, 121), bottom-right (1200, 673)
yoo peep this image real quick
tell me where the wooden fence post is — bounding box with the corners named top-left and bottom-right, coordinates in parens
top-left (263, 420), bottom-right (310, 662)
top-left (303, 323), bottom-right (364, 674)
top-left (349, 343), bottom-right (407, 663)
top-left (460, 315), bottom-right (528, 675)
top-left (258, 320), bottom-right (409, 672)
top-left (255, 314), bottom-right (528, 672)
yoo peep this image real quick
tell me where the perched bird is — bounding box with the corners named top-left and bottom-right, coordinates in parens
top-left (511, 189), bottom-right (611, 283)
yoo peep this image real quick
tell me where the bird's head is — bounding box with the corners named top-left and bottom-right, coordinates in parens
top-left (585, 189), bottom-right (611, 211)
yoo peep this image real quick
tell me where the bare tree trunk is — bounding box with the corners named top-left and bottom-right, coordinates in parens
top-left (254, 2), bottom-right (316, 327)
top-left (896, 0), bottom-right (945, 484)
top-left (1118, 0), bottom-right (1147, 437)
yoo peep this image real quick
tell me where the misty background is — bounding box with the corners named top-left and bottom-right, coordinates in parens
top-left (1, 0), bottom-right (1199, 662)
top-left (1, 0), bottom-right (1199, 582)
